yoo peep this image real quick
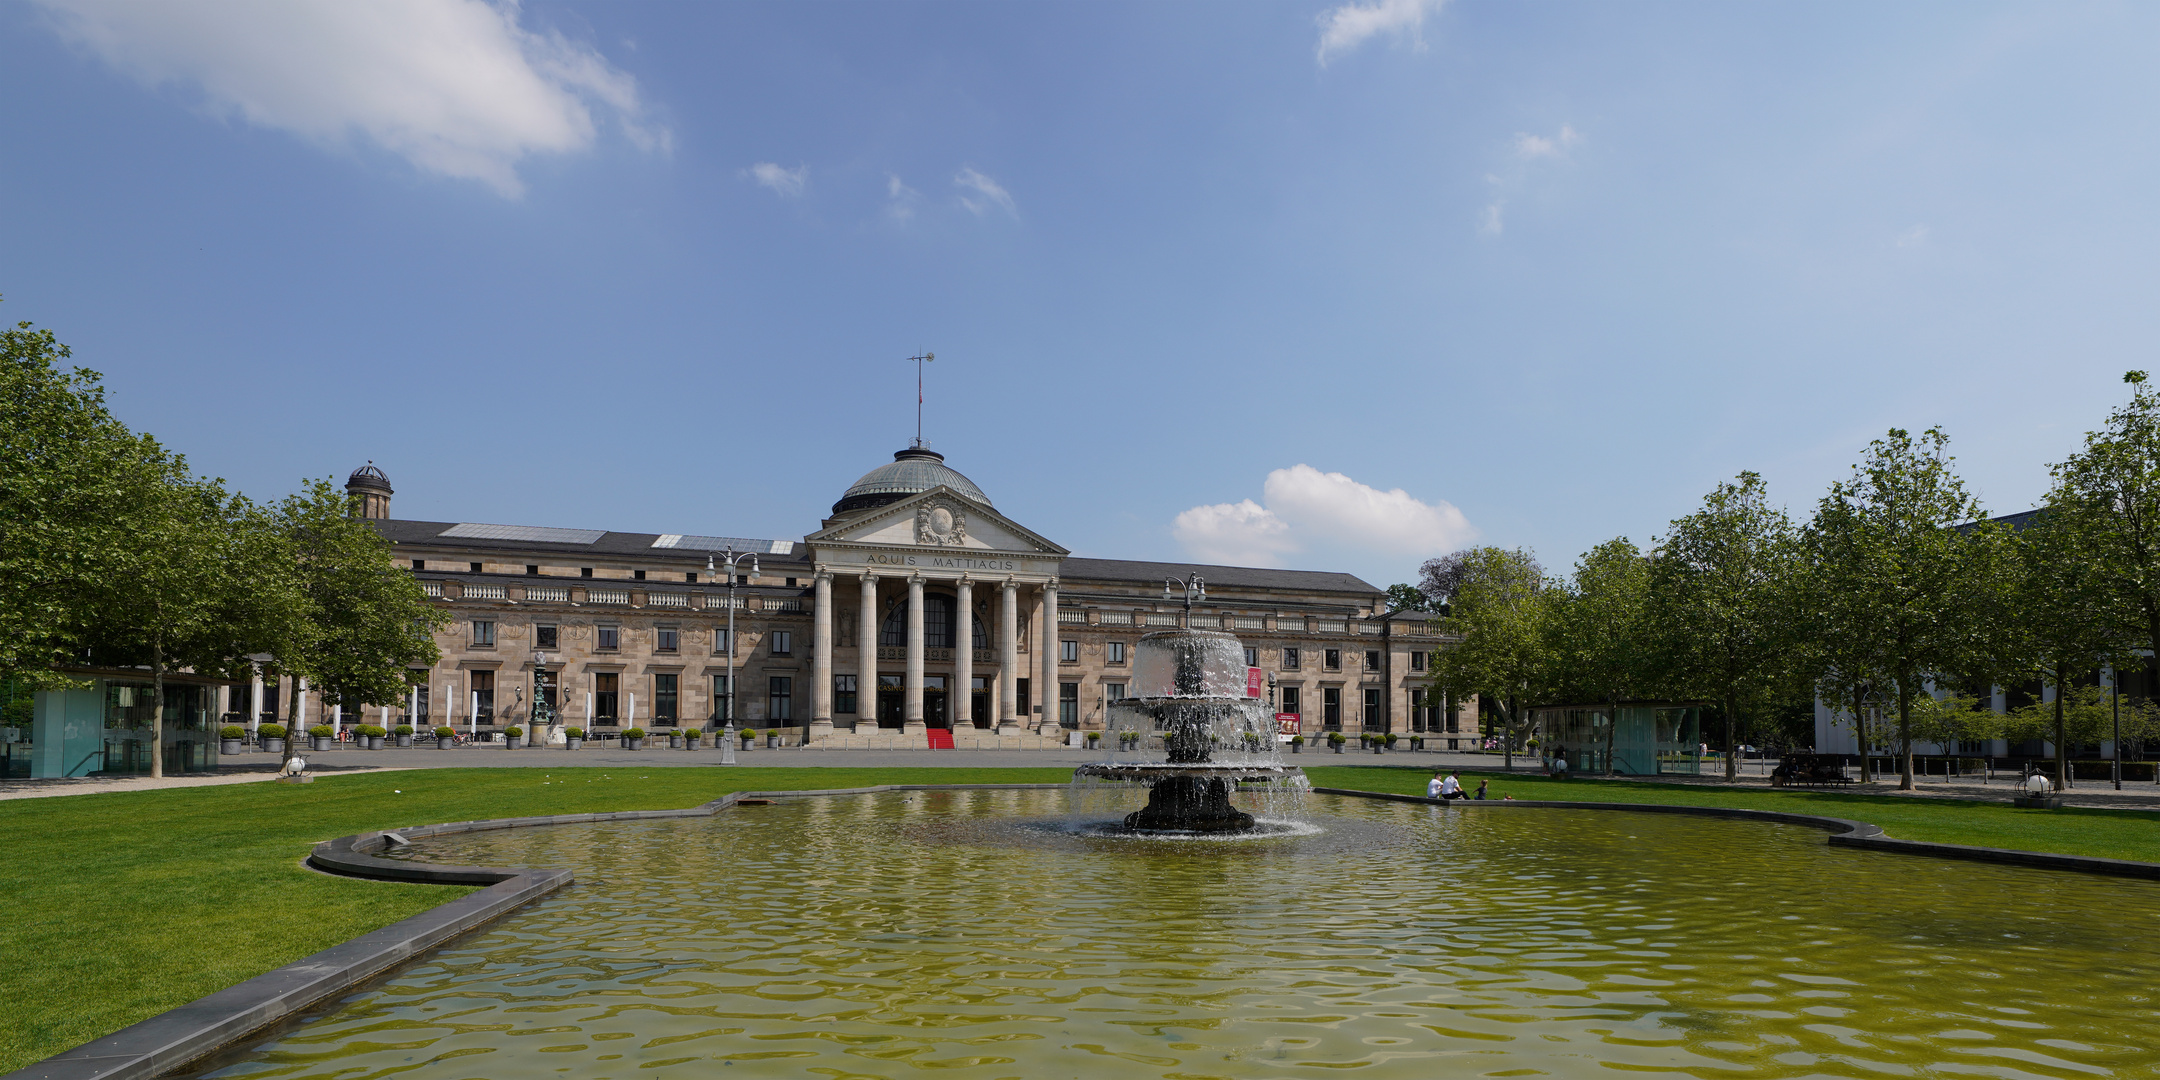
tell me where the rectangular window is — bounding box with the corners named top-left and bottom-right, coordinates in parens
top-left (1060, 682), bottom-right (1079, 727)
top-left (1323, 687), bottom-right (1342, 728)
top-left (1061, 640), bottom-right (1079, 663)
top-left (1017, 678), bottom-right (1030, 716)
top-left (1410, 651), bottom-right (1427, 672)
top-left (1243, 646), bottom-right (1258, 667)
top-left (594, 672), bottom-right (619, 725)
top-left (634, 569), bottom-right (646, 581)
top-left (597, 625), bottom-right (620, 651)
top-left (711, 674), bottom-right (731, 722)
top-left (769, 676), bottom-right (793, 721)
top-left (469, 561), bottom-right (482, 574)
top-left (1325, 649), bottom-right (1341, 670)
top-left (714, 628), bottom-right (731, 654)
top-left (834, 674), bottom-right (858, 715)
top-left (536, 624), bottom-right (558, 649)
top-left (1104, 682), bottom-right (1126, 702)
top-left (685, 572), bottom-right (698, 583)
top-left (1365, 650), bottom-right (1380, 671)
top-left (412, 559), bottom-right (425, 570)
top-left (526, 565), bottom-right (539, 576)
top-left (1281, 685), bottom-right (1301, 716)
top-left (771, 630), bottom-right (793, 656)
top-left (581, 567), bottom-right (593, 578)
top-left (1283, 647), bottom-right (1300, 669)
top-left (786, 577), bottom-right (798, 587)
top-left (473, 670), bottom-right (496, 721)
top-left (1364, 687), bottom-right (1382, 730)
top-left (472, 620), bottom-right (496, 647)
top-left (1107, 641), bottom-right (1126, 665)
top-left (655, 674), bottom-right (678, 723)
top-left (656, 627), bottom-right (679, 653)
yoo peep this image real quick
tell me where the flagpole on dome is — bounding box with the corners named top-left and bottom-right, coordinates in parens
top-left (909, 351), bottom-right (934, 449)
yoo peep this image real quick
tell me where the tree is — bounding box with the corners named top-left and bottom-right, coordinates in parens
top-left (1649, 472), bottom-right (1799, 782)
top-left (1550, 538), bottom-right (1653, 775)
top-left (0, 307), bottom-right (144, 688)
top-left (1383, 583), bottom-right (1431, 613)
top-left (1998, 508), bottom-right (2135, 787)
top-left (1804, 429), bottom-right (1999, 790)
top-left (1429, 547), bottom-right (1556, 769)
top-left (260, 480), bottom-right (448, 765)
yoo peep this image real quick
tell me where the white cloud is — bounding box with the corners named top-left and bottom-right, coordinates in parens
top-left (1315, 0), bottom-right (1447, 66)
top-left (33, 0), bottom-right (664, 198)
top-left (885, 174), bottom-right (920, 221)
top-left (1896, 224), bottom-right (1930, 248)
top-left (1173, 465), bottom-right (1476, 568)
top-left (1479, 202), bottom-right (1504, 235)
top-left (954, 166), bottom-right (1016, 217)
top-left (1513, 124), bottom-right (1581, 160)
top-left (748, 162), bottom-right (807, 198)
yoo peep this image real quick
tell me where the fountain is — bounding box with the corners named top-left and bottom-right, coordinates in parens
top-left (1072, 576), bottom-right (1306, 833)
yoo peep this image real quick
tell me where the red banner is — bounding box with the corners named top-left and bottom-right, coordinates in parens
top-left (1275, 713), bottom-right (1301, 735)
top-left (1246, 667), bottom-right (1264, 698)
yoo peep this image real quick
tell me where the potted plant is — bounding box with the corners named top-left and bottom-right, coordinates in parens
top-left (1410, 734), bottom-right (1424, 751)
top-left (766, 730), bottom-right (781, 749)
top-left (741, 727), bottom-right (756, 749)
top-left (623, 727), bottom-right (647, 750)
top-left (308, 724), bottom-right (336, 751)
top-left (668, 729), bottom-right (685, 749)
top-left (392, 724), bottom-right (414, 747)
top-left (352, 723), bottom-right (386, 750)
top-left (1084, 730), bottom-right (1101, 748)
top-left (1290, 734), bottom-right (1304, 754)
top-left (504, 725), bottom-right (524, 749)
top-left (258, 723), bottom-right (286, 754)
top-left (684, 728), bottom-right (702, 749)
top-left (1328, 730), bottom-right (1347, 754)
top-left (434, 725), bottom-right (456, 749)
top-left (1384, 732), bottom-right (1399, 752)
top-left (220, 724), bottom-right (246, 755)
top-left (564, 726), bottom-right (584, 749)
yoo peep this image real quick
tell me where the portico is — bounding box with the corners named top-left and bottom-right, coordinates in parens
top-left (805, 462), bottom-right (1069, 739)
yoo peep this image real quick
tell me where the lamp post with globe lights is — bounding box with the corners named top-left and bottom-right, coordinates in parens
top-left (710, 549), bottom-right (759, 761)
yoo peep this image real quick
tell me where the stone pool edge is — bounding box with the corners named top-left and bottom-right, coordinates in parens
top-left (5, 783), bottom-right (1067, 1080)
top-left (16, 780), bottom-right (2157, 1080)
top-left (1314, 787), bottom-right (2160, 880)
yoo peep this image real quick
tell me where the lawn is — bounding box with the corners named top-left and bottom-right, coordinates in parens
top-left (4, 763), bottom-right (2156, 1074)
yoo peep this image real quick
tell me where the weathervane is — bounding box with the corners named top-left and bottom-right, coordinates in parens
top-left (910, 351), bottom-right (935, 448)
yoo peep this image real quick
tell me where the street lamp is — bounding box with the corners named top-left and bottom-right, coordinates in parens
top-left (710, 549), bottom-right (759, 757)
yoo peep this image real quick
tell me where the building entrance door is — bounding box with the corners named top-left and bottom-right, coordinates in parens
top-left (971, 677), bottom-right (991, 729)
top-left (877, 675), bottom-right (903, 728)
top-left (924, 676), bottom-right (948, 729)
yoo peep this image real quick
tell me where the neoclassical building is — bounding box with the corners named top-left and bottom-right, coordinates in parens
top-left (278, 451), bottom-right (1463, 748)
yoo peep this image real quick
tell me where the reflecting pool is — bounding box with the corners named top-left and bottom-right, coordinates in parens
top-left (195, 790), bottom-right (2160, 1079)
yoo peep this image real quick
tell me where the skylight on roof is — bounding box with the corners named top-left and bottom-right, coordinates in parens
top-left (439, 522), bottom-right (607, 545)
top-left (652, 534), bottom-right (795, 555)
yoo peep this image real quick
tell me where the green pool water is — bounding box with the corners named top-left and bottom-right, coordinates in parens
top-left (195, 790), bottom-right (2160, 1079)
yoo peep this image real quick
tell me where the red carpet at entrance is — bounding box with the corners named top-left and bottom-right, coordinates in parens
top-left (926, 729), bottom-right (955, 750)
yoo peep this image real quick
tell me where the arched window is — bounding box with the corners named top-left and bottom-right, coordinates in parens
top-left (880, 595), bottom-right (990, 649)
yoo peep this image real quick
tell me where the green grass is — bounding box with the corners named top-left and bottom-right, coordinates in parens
top-left (1305, 765), bottom-right (2160, 863)
top-left (0, 766), bottom-right (1068, 1074)
top-left (4, 763), bottom-right (2156, 1074)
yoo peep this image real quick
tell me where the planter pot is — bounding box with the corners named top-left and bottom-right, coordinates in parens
top-left (436, 737), bottom-right (454, 749)
top-left (566, 737), bottom-right (582, 750)
top-left (220, 739), bottom-right (243, 755)
top-left (506, 736), bottom-right (523, 749)
top-left (669, 735), bottom-right (684, 749)
top-left (395, 734), bottom-right (413, 747)
top-left (1290, 744), bottom-right (1301, 754)
top-left (367, 736), bottom-right (384, 750)
top-left (312, 736), bottom-right (334, 751)
top-left (1333, 744), bottom-right (1344, 754)
top-left (262, 737), bottom-right (285, 754)
top-left (629, 738), bottom-right (645, 750)
top-left (767, 735), bottom-right (780, 748)
top-left (684, 739), bottom-right (701, 751)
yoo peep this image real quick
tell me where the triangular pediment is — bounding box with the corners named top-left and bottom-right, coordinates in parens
top-left (807, 486), bottom-right (1068, 557)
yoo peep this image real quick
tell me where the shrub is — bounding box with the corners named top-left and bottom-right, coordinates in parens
top-left (1327, 731), bottom-right (1347, 745)
top-left (565, 727), bottom-right (585, 738)
top-left (1290, 734), bottom-right (1304, 745)
top-left (393, 724), bottom-right (414, 736)
top-left (623, 727), bottom-right (647, 739)
top-left (1384, 733), bottom-right (1399, 746)
top-left (504, 726), bottom-right (524, 738)
top-left (307, 725), bottom-right (334, 739)
top-left (257, 724), bottom-right (286, 738)
top-left (684, 729), bottom-right (701, 740)
top-left (353, 724), bottom-right (385, 738)
top-left (1085, 730), bottom-right (1101, 743)
top-left (433, 726), bottom-right (456, 738)
top-left (219, 724), bottom-right (246, 739)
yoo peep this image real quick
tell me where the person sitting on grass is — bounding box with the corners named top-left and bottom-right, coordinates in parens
top-left (1428, 770), bottom-right (1445, 799)
top-left (1474, 778), bottom-right (1489, 800)
top-left (1437, 771), bottom-right (1466, 801)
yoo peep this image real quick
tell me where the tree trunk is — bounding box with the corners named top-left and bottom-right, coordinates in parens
top-left (149, 635), bottom-right (165, 780)
top-left (1604, 696), bottom-right (1617, 776)
top-left (1723, 694), bottom-right (1738, 782)
top-left (1851, 686), bottom-right (1867, 776)
top-left (1501, 695), bottom-right (1513, 770)
top-left (2053, 663), bottom-right (2069, 791)
top-left (1898, 679), bottom-right (1914, 790)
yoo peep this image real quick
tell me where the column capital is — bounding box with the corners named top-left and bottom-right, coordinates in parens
top-left (909, 570), bottom-right (924, 584)
top-left (815, 564), bottom-right (833, 582)
top-left (1044, 577), bottom-right (1059, 590)
top-left (863, 571), bottom-right (880, 585)
top-left (957, 573), bottom-right (973, 587)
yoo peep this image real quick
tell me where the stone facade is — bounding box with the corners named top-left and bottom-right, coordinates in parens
top-left (258, 455), bottom-right (1471, 748)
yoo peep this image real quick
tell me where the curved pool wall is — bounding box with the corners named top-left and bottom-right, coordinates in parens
top-left (13, 785), bottom-right (2160, 1080)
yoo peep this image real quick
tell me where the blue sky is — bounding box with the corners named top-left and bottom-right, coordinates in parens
top-left (6, 1), bottom-right (2159, 588)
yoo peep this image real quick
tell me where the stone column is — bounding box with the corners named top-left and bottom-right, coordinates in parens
top-left (999, 576), bottom-right (1020, 734)
top-left (954, 575), bottom-right (974, 729)
top-left (1039, 578), bottom-right (1060, 736)
top-left (904, 572), bottom-right (926, 733)
top-left (810, 567), bottom-right (834, 739)
top-left (857, 573), bottom-right (879, 733)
